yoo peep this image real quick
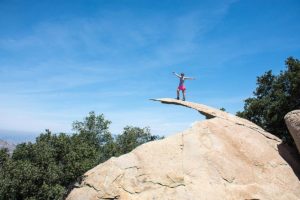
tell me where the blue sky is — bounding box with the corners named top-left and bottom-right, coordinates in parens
top-left (1, 0), bottom-right (300, 142)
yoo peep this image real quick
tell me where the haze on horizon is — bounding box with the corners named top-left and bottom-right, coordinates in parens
top-left (0, 0), bottom-right (300, 142)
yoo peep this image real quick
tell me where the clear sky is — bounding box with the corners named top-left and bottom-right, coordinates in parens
top-left (1, 0), bottom-right (300, 142)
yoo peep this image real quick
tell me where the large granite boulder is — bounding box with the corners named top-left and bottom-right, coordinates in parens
top-left (67, 99), bottom-right (300, 200)
top-left (285, 110), bottom-right (300, 153)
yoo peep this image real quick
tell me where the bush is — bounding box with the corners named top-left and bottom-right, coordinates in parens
top-left (0, 112), bottom-right (162, 199)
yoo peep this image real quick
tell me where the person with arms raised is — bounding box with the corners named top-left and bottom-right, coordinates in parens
top-left (173, 72), bottom-right (195, 101)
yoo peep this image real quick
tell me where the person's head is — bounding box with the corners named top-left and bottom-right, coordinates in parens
top-left (180, 73), bottom-right (185, 77)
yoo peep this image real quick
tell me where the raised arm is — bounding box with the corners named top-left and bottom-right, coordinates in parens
top-left (184, 76), bottom-right (195, 80)
top-left (172, 72), bottom-right (180, 78)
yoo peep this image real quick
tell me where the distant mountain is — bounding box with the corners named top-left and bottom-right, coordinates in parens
top-left (0, 139), bottom-right (16, 154)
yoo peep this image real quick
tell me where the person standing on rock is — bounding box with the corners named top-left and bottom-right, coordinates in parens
top-left (173, 72), bottom-right (195, 101)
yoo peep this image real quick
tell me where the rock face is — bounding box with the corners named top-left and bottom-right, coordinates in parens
top-left (285, 110), bottom-right (300, 153)
top-left (67, 99), bottom-right (300, 200)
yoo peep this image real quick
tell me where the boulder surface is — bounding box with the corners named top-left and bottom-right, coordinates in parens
top-left (285, 110), bottom-right (300, 153)
top-left (67, 99), bottom-right (300, 200)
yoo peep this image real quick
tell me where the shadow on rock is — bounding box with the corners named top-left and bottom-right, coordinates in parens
top-left (278, 143), bottom-right (300, 180)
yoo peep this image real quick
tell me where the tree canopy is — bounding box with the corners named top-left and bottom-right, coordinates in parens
top-left (237, 57), bottom-right (300, 145)
top-left (0, 112), bottom-right (162, 200)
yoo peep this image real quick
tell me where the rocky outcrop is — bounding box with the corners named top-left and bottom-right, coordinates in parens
top-left (67, 99), bottom-right (300, 200)
top-left (151, 98), bottom-right (280, 142)
top-left (285, 110), bottom-right (300, 153)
